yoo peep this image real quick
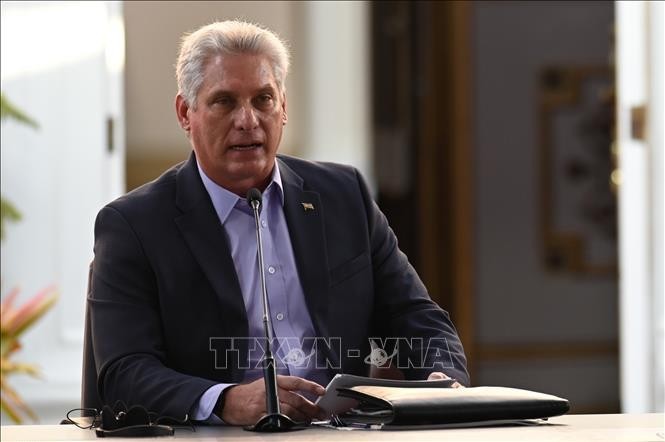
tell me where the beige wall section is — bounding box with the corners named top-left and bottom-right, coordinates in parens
top-left (124, 1), bottom-right (309, 189)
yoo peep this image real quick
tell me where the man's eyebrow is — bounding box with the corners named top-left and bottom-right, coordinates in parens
top-left (207, 85), bottom-right (276, 97)
top-left (256, 85), bottom-right (277, 95)
top-left (207, 89), bottom-right (233, 99)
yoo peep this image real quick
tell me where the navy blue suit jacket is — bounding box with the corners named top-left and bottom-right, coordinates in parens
top-left (90, 152), bottom-right (468, 418)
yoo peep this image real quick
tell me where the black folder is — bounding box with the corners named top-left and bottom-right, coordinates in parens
top-left (335, 386), bottom-right (570, 428)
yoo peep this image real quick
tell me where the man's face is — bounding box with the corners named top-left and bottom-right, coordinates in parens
top-left (177, 53), bottom-right (287, 195)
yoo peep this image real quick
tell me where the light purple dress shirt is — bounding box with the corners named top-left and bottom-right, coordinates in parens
top-left (190, 160), bottom-right (331, 423)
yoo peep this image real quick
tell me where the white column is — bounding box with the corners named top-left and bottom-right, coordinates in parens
top-left (646, 0), bottom-right (664, 413)
top-left (301, 1), bottom-right (374, 188)
top-left (615, 0), bottom-right (663, 413)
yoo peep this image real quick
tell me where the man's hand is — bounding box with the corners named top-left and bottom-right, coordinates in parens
top-left (427, 371), bottom-right (464, 388)
top-left (219, 375), bottom-right (326, 426)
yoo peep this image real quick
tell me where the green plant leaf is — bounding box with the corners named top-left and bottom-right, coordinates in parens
top-left (0, 197), bottom-right (21, 241)
top-left (0, 92), bottom-right (39, 129)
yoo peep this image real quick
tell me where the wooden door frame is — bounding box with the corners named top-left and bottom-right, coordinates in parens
top-left (416, 1), bottom-right (475, 376)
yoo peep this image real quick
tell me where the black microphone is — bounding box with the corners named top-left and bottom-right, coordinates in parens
top-left (244, 188), bottom-right (303, 432)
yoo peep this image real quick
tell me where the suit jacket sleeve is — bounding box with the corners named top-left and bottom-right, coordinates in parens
top-left (355, 169), bottom-right (470, 385)
top-left (90, 205), bottom-right (216, 418)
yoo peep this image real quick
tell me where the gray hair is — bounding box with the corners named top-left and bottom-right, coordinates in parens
top-left (176, 20), bottom-right (290, 107)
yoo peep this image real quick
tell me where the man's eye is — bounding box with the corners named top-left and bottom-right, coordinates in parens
top-left (258, 95), bottom-right (273, 104)
top-left (213, 96), bottom-right (233, 106)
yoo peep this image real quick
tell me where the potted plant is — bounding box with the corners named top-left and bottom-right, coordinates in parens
top-left (0, 92), bottom-right (58, 423)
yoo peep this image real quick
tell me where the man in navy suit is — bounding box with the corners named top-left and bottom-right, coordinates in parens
top-left (90, 20), bottom-right (468, 426)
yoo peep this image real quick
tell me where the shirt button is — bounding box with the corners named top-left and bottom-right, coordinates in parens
top-left (268, 266), bottom-right (276, 274)
top-left (276, 313), bottom-right (284, 321)
top-left (261, 220), bottom-right (267, 228)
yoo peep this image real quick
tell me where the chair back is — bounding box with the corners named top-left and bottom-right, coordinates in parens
top-left (81, 262), bottom-right (102, 410)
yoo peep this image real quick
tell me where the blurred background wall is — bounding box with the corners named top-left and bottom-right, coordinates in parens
top-left (472, 1), bottom-right (617, 412)
top-left (1, 0), bottom-right (662, 423)
top-left (371, 0), bottom-right (621, 413)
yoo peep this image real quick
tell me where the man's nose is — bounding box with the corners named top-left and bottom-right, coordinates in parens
top-left (233, 104), bottom-right (259, 130)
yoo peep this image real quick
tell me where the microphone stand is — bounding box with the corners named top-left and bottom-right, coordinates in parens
top-left (245, 189), bottom-right (304, 432)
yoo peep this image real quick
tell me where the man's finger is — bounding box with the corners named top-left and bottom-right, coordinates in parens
top-left (279, 402), bottom-right (308, 423)
top-left (276, 375), bottom-right (326, 396)
top-left (427, 371), bottom-right (465, 388)
top-left (277, 388), bottom-right (322, 418)
top-left (427, 372), bottom-right (447, 380)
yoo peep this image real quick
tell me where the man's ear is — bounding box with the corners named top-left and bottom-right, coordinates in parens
top-left (281, 94), bottom-right (288, 125)
top-left (175, 94), bottom-right (191, 131)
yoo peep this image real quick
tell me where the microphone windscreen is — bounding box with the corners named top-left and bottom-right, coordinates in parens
top-left (246, 188), bottom-right (263, 207)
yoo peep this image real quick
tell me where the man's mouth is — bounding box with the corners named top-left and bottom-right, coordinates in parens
top-left (230, 143), bottom-right (262, 151)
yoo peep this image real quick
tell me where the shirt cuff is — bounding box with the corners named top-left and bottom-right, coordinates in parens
top-left (190, 383), bottom-right (236, 424)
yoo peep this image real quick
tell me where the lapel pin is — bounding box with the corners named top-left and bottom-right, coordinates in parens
top-left (301, 202), bottom-right (315, 211)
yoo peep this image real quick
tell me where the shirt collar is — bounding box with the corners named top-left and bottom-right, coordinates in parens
top-left (196, 158), bottom-right (284, 225)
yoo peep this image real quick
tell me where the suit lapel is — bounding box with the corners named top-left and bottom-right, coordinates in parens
top-left (172, 154), bottom-right (337, 375)
top-left (173, 154), bottom-right (248, 344)
top-left (278, 159), bottom-right (333, 347)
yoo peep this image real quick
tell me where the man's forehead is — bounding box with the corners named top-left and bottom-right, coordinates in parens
top-left (205, 53), bottom-right (272, 74)
top-left (201, 54), bottom-right (279, 89)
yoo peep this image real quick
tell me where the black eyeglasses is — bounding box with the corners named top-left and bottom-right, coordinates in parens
top-left (65, 401), bottom-right (195, 437)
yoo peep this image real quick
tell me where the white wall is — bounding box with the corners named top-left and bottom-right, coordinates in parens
top-left (1, 1), bottom-right (125, 423)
